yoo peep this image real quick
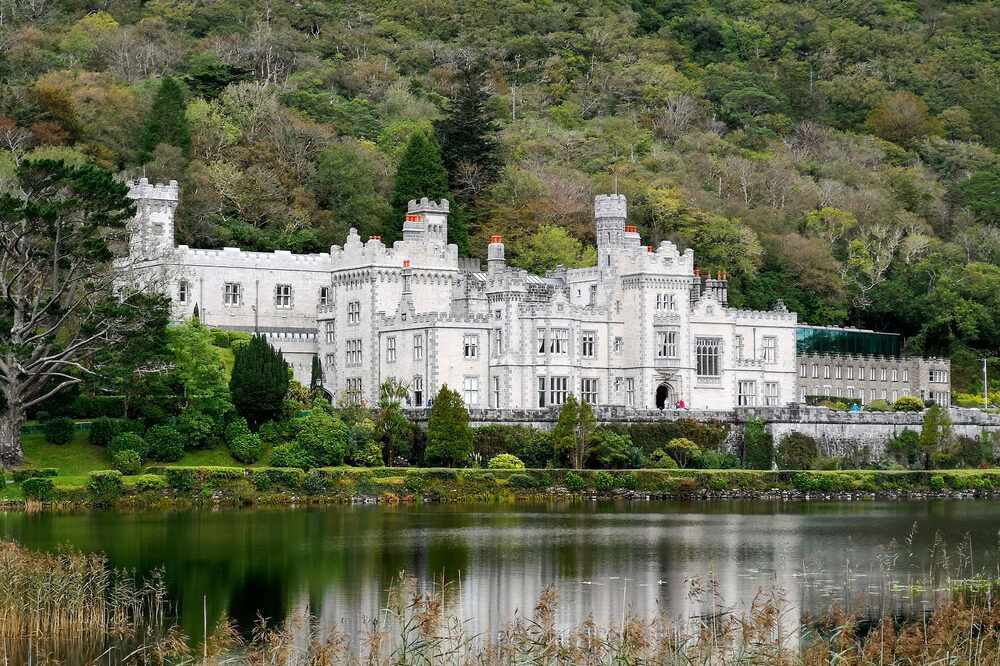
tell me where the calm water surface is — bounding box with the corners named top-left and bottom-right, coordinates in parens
top-left (3, 500), bottom-right (1000, 642)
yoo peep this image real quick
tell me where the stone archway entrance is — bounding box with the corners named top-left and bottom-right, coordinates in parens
top-left (655, 384), bottom-right (671, 410)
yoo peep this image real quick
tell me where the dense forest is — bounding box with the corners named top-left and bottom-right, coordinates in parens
top-left (2, 0), bottom-right (1000, 392)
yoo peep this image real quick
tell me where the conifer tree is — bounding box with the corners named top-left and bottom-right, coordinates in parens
top-left (552, 395), bottom-right (596, 469)
top-left (229, 335), bottom-right (289, 429)
top-left (386, 132), bottom-right (468, 253)
top-left (137, 76), bottom-right (191, 164)
top-left (434, 64), bottom-right (502, 191)
top-left (309, 355), bottom-right (323, 395)
top-left (424, 384), bottom-right (473, 467)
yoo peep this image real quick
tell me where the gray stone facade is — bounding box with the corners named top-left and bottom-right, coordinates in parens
top-left (796, 352), bottom-right (951, 407)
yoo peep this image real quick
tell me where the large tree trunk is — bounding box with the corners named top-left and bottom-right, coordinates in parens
top-left (0, 403), bottom-right (25, 469)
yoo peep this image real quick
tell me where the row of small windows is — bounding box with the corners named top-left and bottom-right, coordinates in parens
top-left (737, 381), bottom-right (781, 407)
top-left (180, 282), bottom-right (330, 308)
top-left (797, 363), bottom-right (944, 384)
top-left (803, 385), bottom-right (910, 401)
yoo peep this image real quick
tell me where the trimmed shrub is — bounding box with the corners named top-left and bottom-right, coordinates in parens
top-left (109, 433), bottom-right (148, 462)
top-left (88, 471), bottom-right (124, 500)
top-left (135, 474), bottom-right (166, 491)
top-left (210, 329), bottom-right (230, 348)
top-left (21, 477), bottom-right (55, 501)
top-left (743, 419), bottom-right (773, 470)
top-left (44, 417), bottom-right (75, 445)
top-left (12, 468), bottom-right (57, 483)
top-left (89, 417), bottom-right (120, 447)
top-left (294, 406), bottom-right (349, 468)
top-left (615, 473), bottom-right (639, 490)
top-left (793, 473), bottom-right (819, 492)
top-left (474, 424), bottom-right (535, 461)
top-left (865, 399), bottom-right (891, 412)
top-left (165, 468), bottom-right (197, 491)
top-left (146, 426), bottom-right (185, 462)
top-left (929, 475), bottom-right (945, 491)
top-left (648, 448), bottom-right (678, 469)
top-left (112, 450), bottom-right (142, 475)
top-left (893, 395), bottom-right (925, 412)
top-left (229, 434), bottom-right (262, 464)
top-left (404, 472), bottom-right (425, 493)
top-left (595, 470), bottom-right (613, 491)
top-left (265, 468), bottom-right (305, 488)
top-left (35, 410), bottom-right (50, 423)
top-left (425, 385), bottom-right (474, 467)
top-left (120, 419), bottom-right (146, 436)
top-left (251, 471), bottom-right (272, 490)
top-left (257, 421), bottom-right (281, 446)
top-left (270, 443), bottom-right (308, 469)
top-left (591, 430), bottom-right (632, 469)
top-left (487, 454), bottom-right (525, 470)
top-left (777, 433), bottom-right (818, 470)
top-left (565, 472), bottom-right (586, 490)
top-left (506, 473), bottom-right (536, 488)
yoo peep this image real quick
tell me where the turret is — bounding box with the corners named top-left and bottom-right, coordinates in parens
top-left (623, 225), bottom-right (641, 250)
top-left (127, 178), bottom-right (178, 260)
top-left (487, 235), bottom-right (506, 273)
top-left (595, 194), bottom-right (627, 270)
top-left (407, 197), bottom-right (450, 245)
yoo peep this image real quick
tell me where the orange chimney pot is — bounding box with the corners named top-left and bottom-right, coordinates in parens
top-left (403, 260), bottom-right (410, 268)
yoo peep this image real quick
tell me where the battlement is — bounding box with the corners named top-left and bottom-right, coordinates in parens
top-left (407, 197), bottom-right (450, 214)
top-left (594, 193), bottom-right (627, 219)
top-left (127, 178), bottom-right (179, 202)
top-left (177, 245), bottom-right (331, 269)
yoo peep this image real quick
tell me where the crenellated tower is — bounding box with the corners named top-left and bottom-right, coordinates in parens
top-left (407, 197), bottom-right (450, 245)
top-left (127, 178), bottom-right (178, 261)
top-left (594, 194), bottom-right (627, 271)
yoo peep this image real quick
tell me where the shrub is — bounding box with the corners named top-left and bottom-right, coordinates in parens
top-left (692, 449), bottom-right (726, 469)
top-left (665, 438), bottom-right (700, 468)
top-left (12, 468), bottom-right (57, 483)
top-left (89, 417), bottom-right (120, 447)
top-left (165, 468), bottom-right (197, 491)
top-left (811, 456), bottom-right (842, 470)
top-left (270, 443), bottom-right (307, 469)
top-left (425, 385), bottom-right (473, 467)
top-left (487, 454), bottom-right (525, 470)
top-left (591, 430), bottom-right (632, 469)
top-left (210, 329), bottom-right (230, 347)
top-left (146, 426), bottom-right (185, 462)
top-left (865, 399), bottom-right (891, 412)
top-left (21, 477), bottom-right (55, 501)
top-left (515, 431), bottom-right (555, 468)
top-left (893, 395), bottom-right (925, 412)
top-left (112, 450), bottom-right (142, 475)
top-left (92, 396), bottom-right (125, 417)
top-left (177, 411), bottom-right (217, 449)
top-left (294, 407), bottom-right (349, 467)
top-left (88, 471), bottom-right (124, 500)
top-left (120, 419), bottom-right (146, 436)
top-left (108, 433), bottom-right (149, 461)
top-left (229, 433), bottom-right (262, 465)
top-left (349, 418), bottom-right (384, 467)
top-left (135, 474), bottom-right (166, 491)
top-left (474, 425), bottom-right (535, 461)
top-left (251, 470), bottom-right (272, 491)
top-left (35, 410), bottom-right (50, 423)
top-left (743, 419), bottom-right (773, 470)
top-left (890, 429), bottom-right (920, 467)
top-left (257, 421), bottom-right (281, 446)
top-left (615, 472), bottom-right (639, 490)
top-left (304, 471), bottom-right (326, 494)
top-left (506, 473), bottom-right (536, 488)
top-left (44, 417), bottom-right (75, 445)
top-left (595, 470), bottom-right (613, 491)
top-left (404, 472), bottom-right (425, 493)
top-left (648, 448), bottom-right (678, 469)
top-left (929, 475), bottom-right (945, 491)
top-left (668, 477), bottom-right (699, 494)
top-left (777, 433), bottom-right (818, 470)
top-left (565, 472), bottom-right (586, 490)
top-left (793, 473), bottom-right (819, 492)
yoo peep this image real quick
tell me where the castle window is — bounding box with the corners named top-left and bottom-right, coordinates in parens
top-left (929, 369), bottom-right (948, 383)
top-left (812, 364), bottom-right (818, 378)
top-left (613, 337), bottom-right (623, 354)
top-left (835, 365), bottom-right (842, 379)
top-left (657, 331), bottom-right (678, 358)
top-left (347, 301), bottom-right (360, 324)
top-left (178, 281), bottom-right (190, 304)
top-left (734, 335), bottom-right (744, 361)
top-left (625, 378), bottom-right (635, 407)
top-left (614, 377), bottom-right (623, 393)
top-left (764, 382), bottom-right (779, 406)
top-left (345, 378), bottom-right (362, 404)
top-left (463, 334), bottom-right (479, 359)
top-left (581, 331), bottom-right (596, 358)
top-left (325, 353), bottom-right (335, 369)
top-left (463, 376), bottom-right (479, 406)
top-left (537, 328), bottom-right (546, 354)
top-left (892, 368), bottom-right (898, 382)
top-left (413, 334), bottom-right (423, 360)
top-left (549, 376), bottom-right (569, 406)
top-left (319, 287), bottom-right (330, 305)
top-left (799, 364), bottom-right (807, 378)
top-left (763, 337), bottom-right (776, 363)
top-left (413, 376), bottom-right (424, 406)
top-left (494, 309), bottom-right (502, 319)
top-left (589, 285), bottom-right (597, 305)
top-left (581, 378), bottom-right (598, 404)
top-left (324, 321), bottom-right (335, 344)
top-left (881, 389), bottom-right (887, 400)
top-left (857, 366), bottom-right (864, 380)
top-left (870, 367), bottom-right (876, 381)
top-left (880, 368), bottom-right (887, 381)
top-left (494, 331), bottom-right (503, 356)
top-left (493, 376), bottom-right (501, 407)
top-left (223, 282), bottom-right (242, 306)
top-left (549, 328), bottom-right (568, 354)
top-left (537, 377), bottom-right (547, 408)
top-left (892, 390), bottom-right (898, 402)
top-left (275, 284), bottom-right (292, 309)
top-left (345, 339), bottom-right (362, 366)
top-left (737, 381), bottom-right (756, 407)
top-left (847, 387), bottom-right (855, 398)
top-left (902, 368), bottom-right (909, 382)
top-left (870, 388), bottom-right (876, 401)
top-left (847, 366), bottom-right (854, 380)
top-left (695, 338), bottom-right (721, 377)
top-left (823, 365), bottom-right (830, 379)
top-left (386, 337), bottom-right (396, 363)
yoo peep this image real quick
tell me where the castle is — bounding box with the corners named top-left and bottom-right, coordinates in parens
top-left (122, 179), bottom-right (949, 411)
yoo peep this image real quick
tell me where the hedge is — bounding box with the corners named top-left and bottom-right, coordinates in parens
top-left (12, 468), bottom-right (57, 483)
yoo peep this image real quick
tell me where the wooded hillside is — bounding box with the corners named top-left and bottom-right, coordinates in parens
top-left (2, 0), bottom-right (999, 391)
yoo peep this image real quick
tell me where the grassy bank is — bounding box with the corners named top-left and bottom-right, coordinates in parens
top-left (6, 465), bottom-right (1000, 508)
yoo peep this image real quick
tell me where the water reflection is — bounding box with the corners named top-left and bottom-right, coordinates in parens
top-left (1, 499), bottom-right (998, 644)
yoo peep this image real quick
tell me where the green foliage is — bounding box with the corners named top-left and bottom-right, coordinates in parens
top-left (137, 76), bottom-right (191, 163)
top-left (386, 132), bottom-right (451, 245)
top-left (425, 385), bottom-right (473, 467)
top-left (403, 472), bottom-right (425, 493)
top-left (12, 468), bottom-right (57, 483)
top-left (108, 433), bottom-right (149, 462)
top-left (89, 417), bottom-right (120, 447)
top-left (251, 470), bottom-right (272, 491)
top-left (615, 473), bottom-right (640, 490)
top-left (776, 433), bottom-right (819, 470)
top-left (590, 429), bottom-right (632, 469)
top-left (229, 335), bottom-right (289, 430)
top-left (890, 429), bottom-right (921, 467)
top-left (270, 443), bottom-right (308, 470)
top-left (552, 395), bottom-right (596, 469)
top-left (294, 407), bottom-right (349, 468)
top-left (929, 475), bottom-right (945, 491)
top-left (145, 426), bottom-right (185, 463)
top-left (595, 470), bottom-right (613, 491)
top-left (135, 474), bottom-right (166, 491)
top-left (304, 471), bottom-right (326, 495)
top-left (487, 454), bottom-right (525, 470)
top-left (648, 448), bottom-right (679, 469)
top-left (865, 399), bottom-right (891, 412)
top-left (564, 472), bottom-right (586, 491)
top-left (312, 143), bottom-right (390, 241)
top-left (743, 419), bottom-right (773, 470)
top-left (893, 396), bottom-right (925, 412)
top-left (506, 473), bottom-right (536, 488)
top-left (474, 425), bottom-right (534, 460)
top-left (350, 418), bottom-right (384, 467)
top-left (165, 468), bottom-right (196, 491)
top-left (665, 438), bottom-right (700, 468)
top-left (434, 65), bottom-right (502, 192)
top-left (166, 321), bottom-right (233, 423)
top-left (511, 226), bottom-right (597, 275)
top-left (44, 418), bottom-right (75, 446)
top-left (88, 470), bottom-right (124, 500)
top-left (111, 450), bottom-right (142, 475)
top-left (225, 417), bottom-right (261, 464)
top-left (21, 477), bottom-right (55, 501)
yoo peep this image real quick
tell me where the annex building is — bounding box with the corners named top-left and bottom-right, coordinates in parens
top-left (122, 178), bottom-right (949, 411)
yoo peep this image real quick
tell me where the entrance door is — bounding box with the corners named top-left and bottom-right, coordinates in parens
top-left (655, 384), bottom-right (669, 410)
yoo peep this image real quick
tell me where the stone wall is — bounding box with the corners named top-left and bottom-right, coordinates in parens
top-left (402, 405), bottom-right (1000, 460)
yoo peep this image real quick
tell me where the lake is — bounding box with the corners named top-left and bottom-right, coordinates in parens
top-left (2, 499), bottom-right (997, 646)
